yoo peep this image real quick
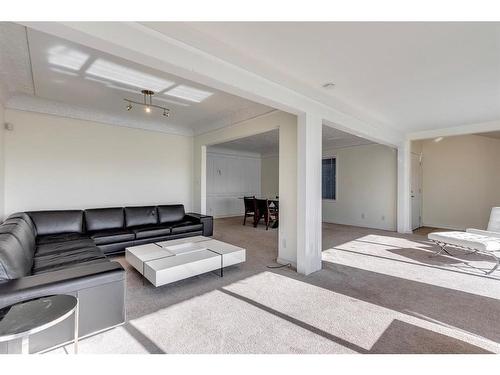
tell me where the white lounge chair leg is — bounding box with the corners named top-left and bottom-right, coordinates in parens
top-left (431, 241), bottom-right (452, 257)
top-left (485, 254), bottom-right (499, 275)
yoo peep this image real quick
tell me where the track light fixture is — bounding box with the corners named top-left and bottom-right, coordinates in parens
top-left (124, 89), bottom-right (170, 118)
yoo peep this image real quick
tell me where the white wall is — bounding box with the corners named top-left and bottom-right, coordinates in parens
top-left (261, 154), bottom-right (279, 198)
top-left (0, 102), bottom-right (5, 220)
top-left (322, 144), bottom-right (398, 231)
top-left (3, 109), bottom-right (194, 215)
top-left (421, 135), bottom-right (500, 230)
top-left (206, 147), bottom-right (261, 218)
top-left (194, 111), bottom-right (282, 212)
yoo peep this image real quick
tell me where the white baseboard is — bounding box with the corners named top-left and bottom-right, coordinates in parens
top-left (214, 214), bottom-right (243, 219)
top-left (322, 219), bottom-right (396, 232)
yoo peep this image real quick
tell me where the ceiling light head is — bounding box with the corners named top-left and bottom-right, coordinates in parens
top-left (322, 82), bottom-right (336, 89)
top-left (124, 89), bottom-right (171, 120)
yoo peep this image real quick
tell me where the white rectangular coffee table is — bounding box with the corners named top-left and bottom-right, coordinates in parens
top-left (125, 236), bottom-right (246, 287)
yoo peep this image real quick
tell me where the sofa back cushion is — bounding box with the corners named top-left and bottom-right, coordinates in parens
top-left (157, 205), bottom-right (185, 224)
top-left (85, 207), bottom-right (124, 232)
top-left (0, 218), bottom-right (36, 281)
top-left (27, 210), bottom-right (84, 236)
top-left (124, 206), bottom-right (158, 228)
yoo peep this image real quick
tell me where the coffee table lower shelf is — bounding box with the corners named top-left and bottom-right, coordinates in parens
top-left (125, 236), bottom-right (246, 287)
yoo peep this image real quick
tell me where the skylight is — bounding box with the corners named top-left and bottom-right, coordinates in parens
top-left (165, 85), bottom-right (213, 103)
top-left (48, 45), bottom-right (89, 71)
top-left (86, 59), bottom-right (174, 92)
top-left (154, 96), bottom-right (191, 107)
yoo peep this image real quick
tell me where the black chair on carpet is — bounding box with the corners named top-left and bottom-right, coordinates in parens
top-left (243, 196), bottom-right (256, 226)
top-left (254, 198), bottom-right (272, 230)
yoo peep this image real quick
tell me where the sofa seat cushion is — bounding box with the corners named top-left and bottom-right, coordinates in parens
top-left (37, 233), bottom-right (90, 245)
top-left (170, 220), bottom-right (203, 234)
top-left (31, 258), bottom-right (110, 275)
top-left (35, 238), bottom-right (96, 256)
top-left (90, 229), bottom-right (135, 245)
top-left (32, 247), bottom-right (106, 274)
top-left (132, 225), bottom-right (171, 239)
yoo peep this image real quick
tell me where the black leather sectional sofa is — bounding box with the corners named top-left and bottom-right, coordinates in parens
top-left (0, 204), bottom-right (213, 353)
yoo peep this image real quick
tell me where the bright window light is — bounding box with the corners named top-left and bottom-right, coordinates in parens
top-left (107, 84), bottom-right (146, 95)
top-left (86, 59), bottom-right (174, 92)
top-left (165, 85), bottom-right (213, 102)
top-left (154, 96), bottom-right (191, 107)
top-left (48, 45), bottom-right (89, 71)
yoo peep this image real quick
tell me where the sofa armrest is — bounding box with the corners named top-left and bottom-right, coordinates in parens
top-left (0, 261), bottom-right (125, 308)
top-left (184, 212), bottom-right (211, 220)
top-left (185, 213), bottom-right (213, 237)
top-left (466, 228), bottom-right (500, 239)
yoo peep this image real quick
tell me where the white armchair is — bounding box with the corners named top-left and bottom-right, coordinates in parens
top-left (466, 207), bottom-right (500, 239)
top-left (428, 207), bottom-right (500, 274)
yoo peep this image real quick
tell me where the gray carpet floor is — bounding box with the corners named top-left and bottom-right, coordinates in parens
top-left (49, 218), bottom-right (500, 354)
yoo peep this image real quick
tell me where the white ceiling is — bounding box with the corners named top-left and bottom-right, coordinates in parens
top-left (211, 129), bottom-right (279, 155)
top-left (322, 125), bottom-right (373, 150)
top-left (0, 23), bottom-right (272, 135)
top-left (144, 22), bottom-right (500, 134)
top-left (212, 125), bottom-right (373, 155)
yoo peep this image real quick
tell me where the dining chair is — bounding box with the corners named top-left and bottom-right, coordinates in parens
top-left (255, 198), bottom-right (272, 230)
top-left (243, 196), bottom-right (256, 226)
top-left (270, 199), bottom-right (279, 222)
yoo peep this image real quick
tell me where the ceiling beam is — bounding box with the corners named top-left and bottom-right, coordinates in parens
top-left (21, 22), bottom-right (404, 147)
top-left (408, 119), bottom-right (500, 140)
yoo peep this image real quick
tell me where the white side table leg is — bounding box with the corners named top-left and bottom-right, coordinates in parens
top-left (74, 302), bottom-right (79, 354)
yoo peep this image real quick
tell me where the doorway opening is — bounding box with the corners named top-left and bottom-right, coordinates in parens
top-left (204, 128), bottom-right (280, 262)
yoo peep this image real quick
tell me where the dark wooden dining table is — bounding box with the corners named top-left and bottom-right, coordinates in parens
top-left (238, 197), bottom-right (278, 203)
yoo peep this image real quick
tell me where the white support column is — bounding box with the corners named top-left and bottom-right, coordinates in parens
top-left (296, 113), bottom-right (323, 275)
top-left (200, 145), bottom-right (207, 215)
top-left (397, 140), bottom-right (412, 233)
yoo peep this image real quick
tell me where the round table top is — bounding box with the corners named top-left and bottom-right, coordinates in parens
top-left (0, 295), bottom-right (78, 342)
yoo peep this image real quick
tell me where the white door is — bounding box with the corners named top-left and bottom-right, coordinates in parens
top-left (411, 153), bottom-right (423, 230)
